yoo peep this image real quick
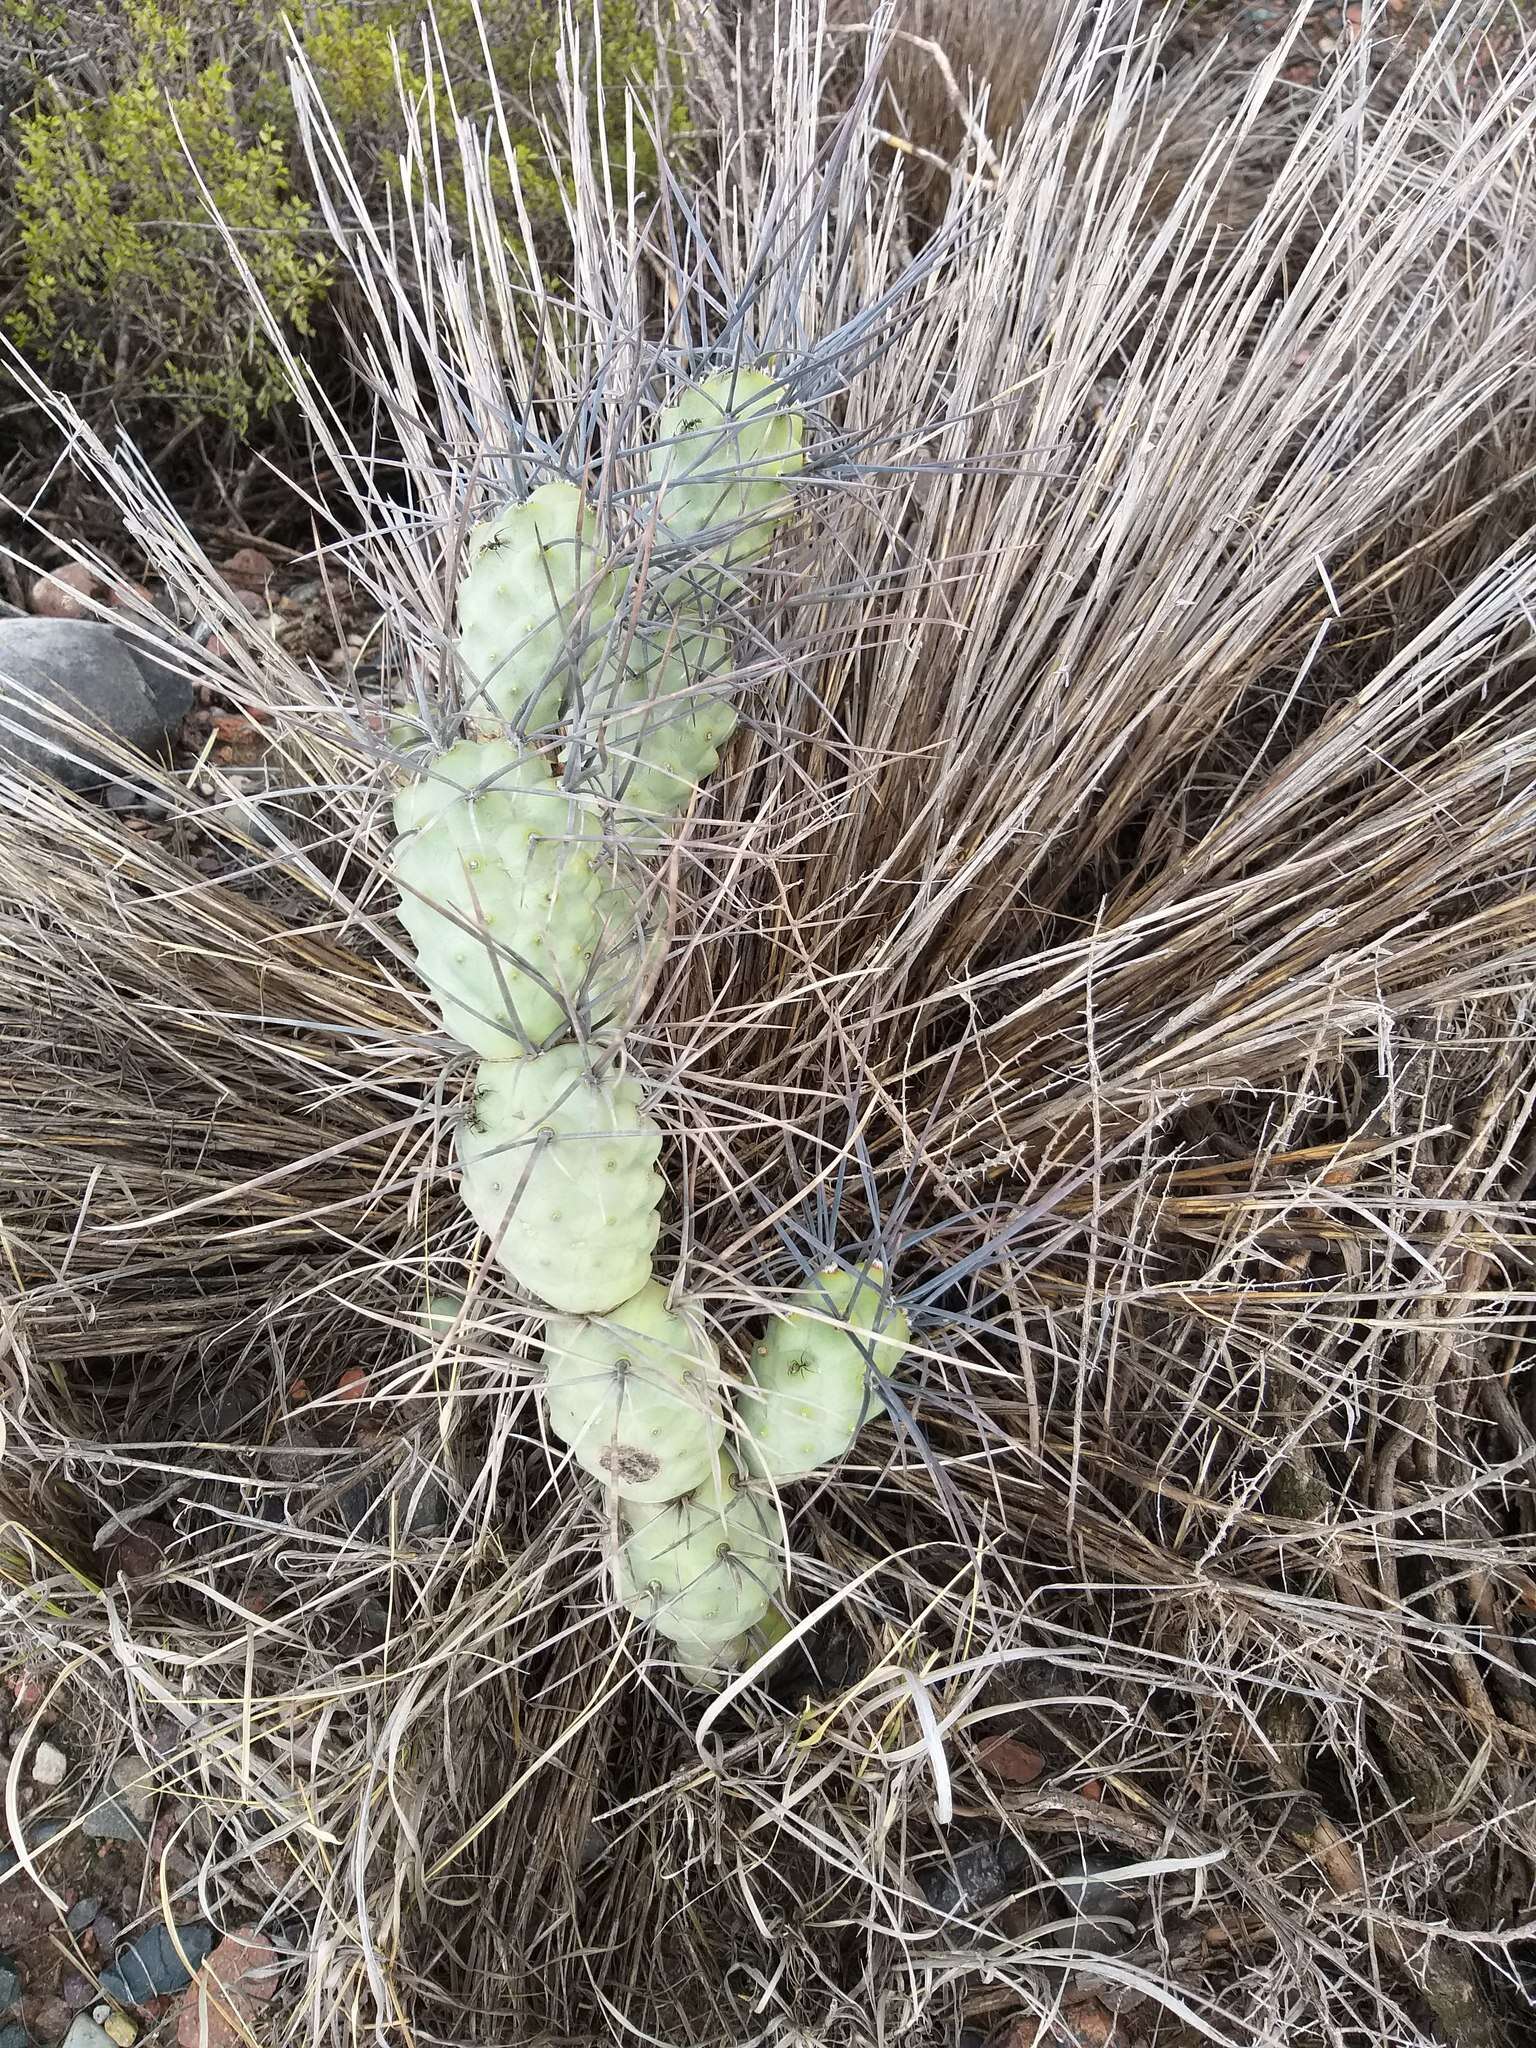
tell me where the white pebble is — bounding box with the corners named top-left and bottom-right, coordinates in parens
top-left (31, 1739), bottom-right (67, 1786)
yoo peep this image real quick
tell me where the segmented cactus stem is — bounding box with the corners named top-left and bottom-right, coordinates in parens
top-left (390, 368), bottom-right (910, 1680)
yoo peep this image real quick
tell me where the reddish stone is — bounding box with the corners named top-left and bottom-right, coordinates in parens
top-left (220, 547), bottom-right (273, 591)
top-left (29, 563), bottom-right (99, 619)
top-left (335, 1367), bottom-right (369, 1402)
top-left (175, 1926), bottom-right (280, 2048)
top-left (230, 589), bottom-right (268, 619)
top-left (109, 580), bottom-right (157, 611)
top-left (975, 1733), bottom-right (1045, 1785)
top-left (105, 1518), bottom-right (173, 1580)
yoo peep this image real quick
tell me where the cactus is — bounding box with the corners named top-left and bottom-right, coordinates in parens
top-left (738, 1265), bottom-right (911, 1481)
top-left (649, 369), bottom-right (805, 580)
top-left (580, 616), bottom-right (737, 844)
top-left (456, 1045), bottom-right (664, 1314)
top-left (616, 1452), bottom-right (782, 1646)
top-left (402, 373), bottom-right (821, 1675)
top-left (540, 1279), bottom-right (725, 1502)
top-left (392, 739), bottom-right (608, 1054)
top-left (456, 481), bottom-right (618, 733)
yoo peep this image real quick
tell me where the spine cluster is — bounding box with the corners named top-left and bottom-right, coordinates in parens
top-left (392, 368), bottom-right (910, 1680)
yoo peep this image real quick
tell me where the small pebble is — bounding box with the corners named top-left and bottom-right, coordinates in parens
top-left (103, 2017), bottom-right (136, 2047)
top-left (60, 2017), bottom-right (117, 2048)
top-left (0, 1956), bottom-right (18, 2008)
top-left (67, 1899), bottom-right (100, 1934)
top-left (92, 1914), bottom-right (119, 1954)
top-left (29, 563), bottom-right (99, 620)
top-left (0, 2023), bottom-right (30, 2048)
top-left (31, 1742), bottom-right (66, 1788)
top-left (221, 547), bottom-right (273, 590)
top-left (61, 1974), bottom-right (93, 2011)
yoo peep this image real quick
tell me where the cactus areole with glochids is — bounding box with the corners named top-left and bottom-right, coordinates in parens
top-left (390, 369), bottom-right (913, 1681)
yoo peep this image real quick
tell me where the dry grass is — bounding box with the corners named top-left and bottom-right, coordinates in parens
top-left (4, 2), bottom-right (1536, 2044)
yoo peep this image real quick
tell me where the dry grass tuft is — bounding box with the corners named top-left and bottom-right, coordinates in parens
top-left (4, 3), bottom-right (1536, 2044)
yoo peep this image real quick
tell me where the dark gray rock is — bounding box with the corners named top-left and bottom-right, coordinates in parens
top-left (1051, 1848), bottom-right (1143, 1998)
top-left (920, 1835), bottom-right (1030, 1919)
top-left (81, 1759), bottom-right (153, 1845)
top-left (79, 1795), bottom-right (146, 1846)
top-left (0, 620), bottom-right (191, 790)
top-left (338, 1477), bottom-right (380, 1538)
top-left (0, 1956), bottom-right (18, 2009)
top-left (99, 1922), bottom-right (217, 2005)
top-left (65, 1899), bottom-right (99, 1934)
top-left (0, 2022), bottom-right (29, 2048)
top-left (114, 636), bottom-right (194, 728)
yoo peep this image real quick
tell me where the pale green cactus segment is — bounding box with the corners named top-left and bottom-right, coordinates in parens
top-left (456, 1047), bottom-right (664, 1314)
top-left (391, 741), bottom-right (605, 1055)
top-left (649, 368), bottom-right (805, 576)
top-left (455, 480), bottom-right (618, 733)
top-left (540, 1279), bottom-right (725, 1503)
top-left (675, 1603), bottom-right (794, 1685)
top-left (583, 867), bottom-right (667, 1031)
top-left (738, 1264), bottom-right (911, 1482)
top-left (582, 619), bottom-right (737, 843)
top-left (617, 1453), bottom-right (782, 1643)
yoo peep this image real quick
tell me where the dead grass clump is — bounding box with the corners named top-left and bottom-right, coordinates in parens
top-left (4, 4), bottom-right (1536, 2045)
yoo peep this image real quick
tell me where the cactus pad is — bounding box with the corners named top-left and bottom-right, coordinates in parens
top-left (392, 740), bottom-right (605, 1054)
top-left (581, 618), bottom-right (737, 844)
top-left (456, 1046), bottom-right (664, 1313)
top-left (541, 1279), bottom-right (725, 1502)
top-left (584, 867), bottom-right (667, 1030)
top-left (738, 1264), bottom-right (911, 1481)
top-left (617, 1453), bottom-right (782, 1646)
top-left (649, 369), bottom-right (804, 579)
top-left (456, 481), bottom-right (618, 732)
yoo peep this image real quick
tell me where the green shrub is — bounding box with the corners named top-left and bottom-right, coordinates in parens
top-left (2, 0), bottom-right (676, 433)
